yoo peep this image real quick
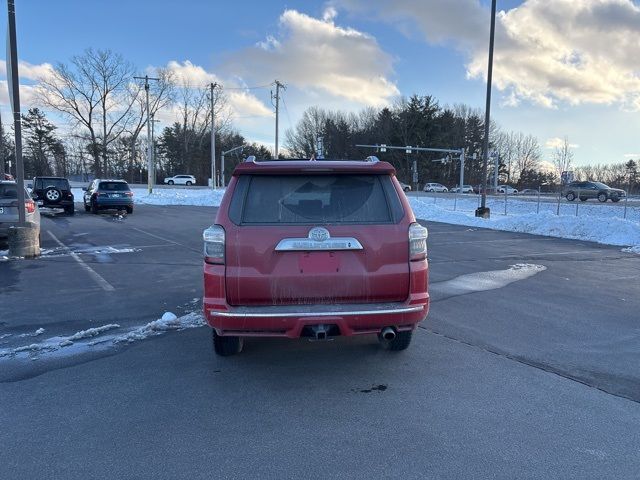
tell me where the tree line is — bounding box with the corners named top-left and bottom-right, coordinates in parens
top-left (0, 48), bottom-right (636, 192)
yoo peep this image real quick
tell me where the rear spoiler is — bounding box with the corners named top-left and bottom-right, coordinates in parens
top-left (233, 157), bottom-right (395, 175)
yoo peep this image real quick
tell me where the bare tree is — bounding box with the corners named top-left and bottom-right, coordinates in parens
top-left (37, 48), bottom-right (140, 176)
top-left (552, 136), bottom-right (574, 181)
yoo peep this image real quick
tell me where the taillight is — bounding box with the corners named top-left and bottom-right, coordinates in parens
top-left (203, 225), bottom-right (225, 264)
top-left (25, 200), bottom-right (36, 214)
top-left (125, 191), bottom-right (133, 197)
top-left (409, 222), bottom-right (428, 261)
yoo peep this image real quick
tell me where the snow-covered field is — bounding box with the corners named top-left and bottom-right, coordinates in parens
top-left (70, 187), bottom-right (640, 251)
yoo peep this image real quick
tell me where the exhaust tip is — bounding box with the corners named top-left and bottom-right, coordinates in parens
top-left (381, 327), bottom-right (396, 341)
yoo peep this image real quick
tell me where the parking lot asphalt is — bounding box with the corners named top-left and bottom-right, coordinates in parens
top-left (1, 205), bottom-right (639, 479)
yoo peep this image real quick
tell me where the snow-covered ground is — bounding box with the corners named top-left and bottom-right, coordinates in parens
top-left (69, 187), bottom-right (640, 251)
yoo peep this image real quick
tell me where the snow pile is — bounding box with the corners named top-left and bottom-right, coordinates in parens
top-left (113, 311), bottom-right (204, 343)
top-left (410, 199), bottom-right (640, 249)
top-left (431, 264), bottom-right (547, 297)
top-left (18, 328), bottom-right (45, 338)
top-left (0, 312), bottom-right (205, 361)
top-left (71, 188), bottom-right (225, 207)
top-left (622, 246), bottom-right (640, 254)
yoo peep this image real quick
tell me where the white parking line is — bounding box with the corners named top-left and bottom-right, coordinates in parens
top-left (132, 227), bottom-right (201, 254)
top-left (47, 231), bottom-right (115, 292)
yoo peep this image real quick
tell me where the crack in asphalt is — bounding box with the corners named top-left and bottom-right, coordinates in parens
top-left (418, 325), bottom-right (640, 406)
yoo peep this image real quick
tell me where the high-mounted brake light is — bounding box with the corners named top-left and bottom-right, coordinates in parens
top-left (203, 224), bottom-right (225, 264)
top-left (409, 223), bottom-right (428, 261)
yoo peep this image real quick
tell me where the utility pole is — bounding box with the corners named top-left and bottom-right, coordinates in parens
top-left (7, 0), bottom-right (25, 226)
top-left (134, 75), bottom-right (159, 193)
top-left (272, 80), bottom-right (285, 158)
top-left (151, 115), bottom-right (160, 180)
top-left (210, 82), bottom-right (219, 188)
top-left (476, 0), bottom-right (497, 218)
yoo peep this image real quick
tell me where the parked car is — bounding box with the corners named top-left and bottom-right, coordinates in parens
top-left (562, 181), bottom-right (626, 203)
top-left (83, 179), bottom-right (134, 214)
top-left (423, 183), bottom-right (448, 193)
top-left (30, 176), bottom-right (75, 215)
top-left (399, 182), bottom-right (411, 192)
top-left (3, 173), bottom-right (13, 180)
top-left (164, 175), bottom-right (196, 186)
top-left (0, 180), bottom-right (40, 245)
top-left (519, 189), bottom-right (538, 195)
top-left (203, 156), bottom-right (430, 356)
top-left (451, 185), bottom-right (474, 194)
top-left (497, 185), bottom-right (519, 194)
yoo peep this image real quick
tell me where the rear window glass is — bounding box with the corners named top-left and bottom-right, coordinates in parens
top-left (36, 178), bottom-right (69, 190)
top-left (235, 174), bottom-right (402, 224)
top-left (98, 182), bottom-right (130, 191)
top-left (0, 184), bottom-right (18, 198)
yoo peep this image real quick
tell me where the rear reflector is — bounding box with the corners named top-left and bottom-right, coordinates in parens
top-left (203, 224), bottom-right (225, 264)
top-left (409, 222), bottom-right (428, 261)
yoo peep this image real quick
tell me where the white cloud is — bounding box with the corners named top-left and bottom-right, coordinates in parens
top-left (336, 0), bottom-right (640, 110)
top-left (223, 8), bottom-right (399, 107)
top-left (545, 137), bottom-right (579, 149)
top-left (623, 153), bottom-right (640, 159)
top-left (0, 59), bottom-right (55, 81)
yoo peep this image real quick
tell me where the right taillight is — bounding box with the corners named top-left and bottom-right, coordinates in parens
top-left (203, 225), bottom-right (225, 264)
top-left (409, 222), bottom-right (428, 261)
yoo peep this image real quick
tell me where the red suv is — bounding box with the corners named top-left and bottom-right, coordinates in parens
top-left (203, 156), bottom-right (429, 356)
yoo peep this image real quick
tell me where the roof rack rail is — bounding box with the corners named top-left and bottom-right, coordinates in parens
top-left (365, 156), bottom-right (380, 163)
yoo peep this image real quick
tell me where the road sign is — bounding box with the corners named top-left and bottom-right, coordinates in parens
top-left (406, 146), bottom-right (412, 154)
top-left (380, 144), bottom-right (387, 153)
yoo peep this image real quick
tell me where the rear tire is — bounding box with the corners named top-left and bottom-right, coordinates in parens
top-left (598, 193), bottom-right (607, 202)
top-left (84, 203), bottom-right (90, 212)
top-left (91, 201), bottom-right (98, 214)
top-left (168, 180), bottom-right (174, 185)
top-left (65, 204), bottom-right (75, 215)
top-left (566, 192), bottom-right (576, 201)
top-left (379, 330), bottom-right (413, 351)
top-left (212, 330), bottom-right (243, 356)
top-left (186, 181), bottom-right (193, 186)
top-left (125, 206), bottom-right (133, 214)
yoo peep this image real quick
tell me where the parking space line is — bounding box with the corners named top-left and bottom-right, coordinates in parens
top-left (131, 227), bottom-right (201, 254)
top-left (47, 231), bottom-right (116, 292)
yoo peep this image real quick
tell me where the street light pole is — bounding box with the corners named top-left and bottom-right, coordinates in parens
top-left (476, 0), bottom-right (497, 219)
top-left (210, 82), bottom-right (218, 189)
top-left (134, 75), bottom-right (159, 193)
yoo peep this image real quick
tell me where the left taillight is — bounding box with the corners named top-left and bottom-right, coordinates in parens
top-left (25, 199), bottom-right (36, 214)
top-left (125, 191), bottom-right (133, 197)
top-left (203, 225), bottom-right (225, 264)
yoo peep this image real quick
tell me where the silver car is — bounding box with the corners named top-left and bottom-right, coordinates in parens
top-left (0, 181), bottom-right (41, 245)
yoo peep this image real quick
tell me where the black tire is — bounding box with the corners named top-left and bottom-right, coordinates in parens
top-left (612, 197), bottom-right (620, 203)
top-left (44, 187), bottom-right (62, 204)
top-left (84, 202), bottom-right (90, 212)
top-left (91, 201), bottom-right (99, 214)
top-left (566, 192), bottom-right (576, 201)
top-left (598, 193), bottom-right (607, 203)
top-left (403, 187), bottom-right (410, 192)
top-left (168, 180), bottom-right (174, 185)
top-left (125, 206), bottom-right (133, 214)
top-left (65, 204), bottom-right (75, 215)
top-left (186, 181), bottom-right (193, 186)
top-left (212, 330), bottom-right (243, 356)
top-left (379, 330), bottom-right (413, 351)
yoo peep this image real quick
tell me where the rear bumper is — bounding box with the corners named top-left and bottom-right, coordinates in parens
top-left (205, 301), bottom-right (428, 338)
top-left (203, 262), bottom-right (430, 338)
top-left (95, 198), bottom-right (134, 208)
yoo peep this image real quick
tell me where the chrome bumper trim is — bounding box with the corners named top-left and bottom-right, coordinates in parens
top-left (210, 305), bottom-right (424, 318)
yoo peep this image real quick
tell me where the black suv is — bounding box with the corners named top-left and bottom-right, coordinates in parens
top-left (562, 181), bottom-right (626, 203)
top-left (31, 176), bottom-right (75, 214)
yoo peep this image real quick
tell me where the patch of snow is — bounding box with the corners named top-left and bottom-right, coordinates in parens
top-left (410, 199), bottom-right (640, 250)
top-left (113, 312), bottom-right (204, 344)
top-left (18, 327), bottom-right (45, 338)
top-left (622, 246), bottom-right (640, 254)
top-left (66, 324), bottom-right (120, 342)
top-left (0, 333), bottom-right (13, 340)
top-left (430, 264), bottom-right (547, 297)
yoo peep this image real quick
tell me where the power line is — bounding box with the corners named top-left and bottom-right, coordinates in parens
top-left (222, 83), bottom-right (273, 91)
top-left (281, 93), bottom-right (293, 130)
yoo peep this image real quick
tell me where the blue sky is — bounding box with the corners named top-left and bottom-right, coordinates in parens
top-left (3, 0), bottom-right (640, 167)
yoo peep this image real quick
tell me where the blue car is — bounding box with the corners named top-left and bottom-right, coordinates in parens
top-left (83, 179), bottom-right (134, 214)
